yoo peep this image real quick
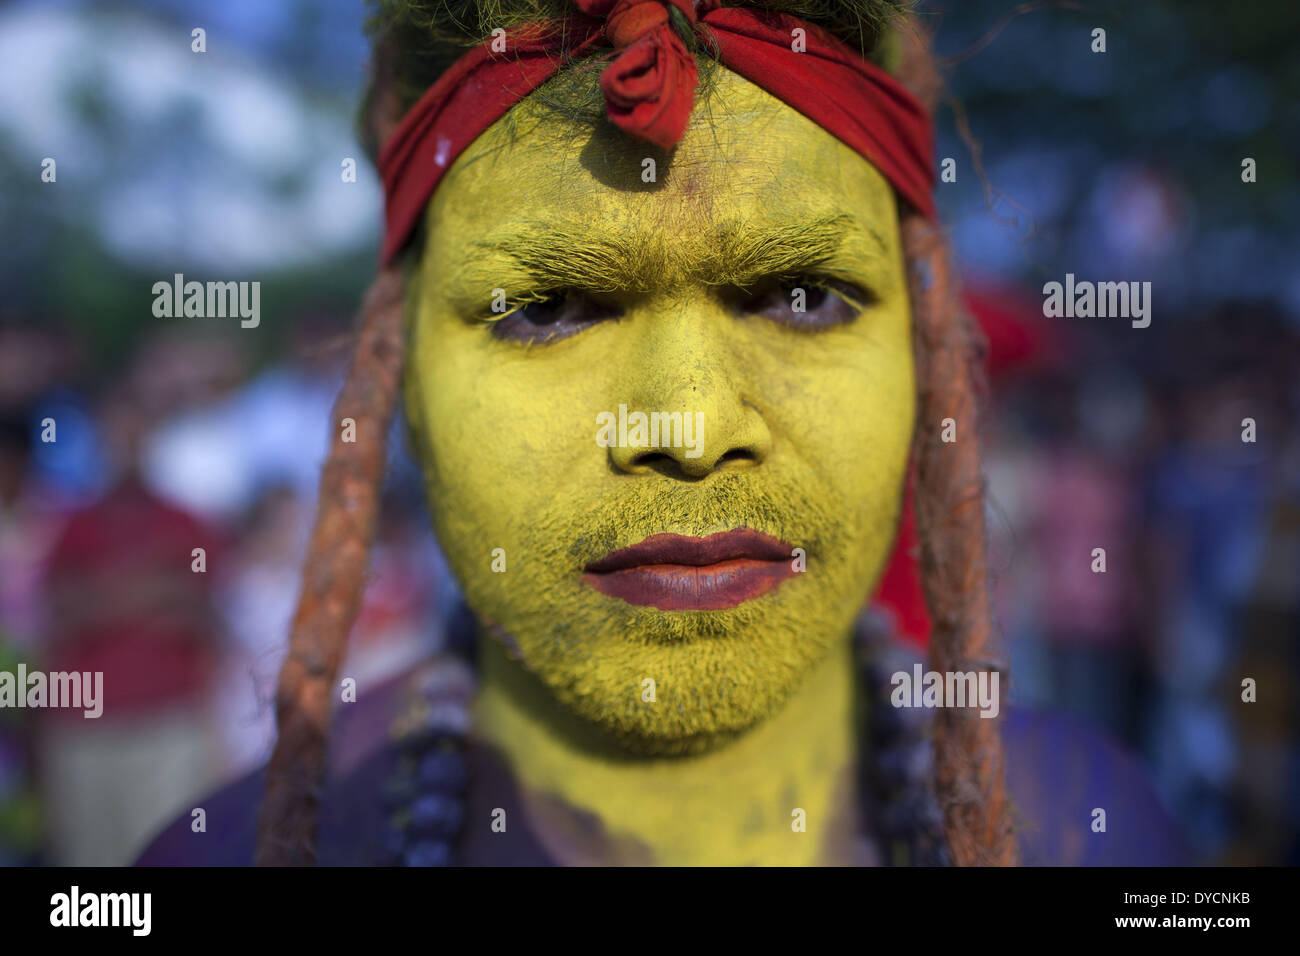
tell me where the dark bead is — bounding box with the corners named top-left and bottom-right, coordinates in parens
top-left (382, 773), bottom-right (418, 810)
top-left (402, 704), bottom-right (470, 750)
top-left (402, 841), bottom-right (451, 868)
top-left (874, 743), bottom-right (928, 786)
top-left (408, 793), bottom-right (464, 838)
top-left (869, 701), bottom-right (907, 736)
top-left (401, 728), bottom-right (460, 754)
top-left (880, 796), bottom-right (931, 836)
top-left (416, 751), bottom-right (468, 792)
top-left (382, 827), bottom-right (406, 863)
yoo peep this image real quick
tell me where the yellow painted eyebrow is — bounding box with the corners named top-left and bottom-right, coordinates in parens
top-left (467, 214), bottom-right (886, 295)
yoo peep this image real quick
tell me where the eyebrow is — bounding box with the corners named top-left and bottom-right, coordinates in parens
top-left (470, 214), bottom-right (884, 294)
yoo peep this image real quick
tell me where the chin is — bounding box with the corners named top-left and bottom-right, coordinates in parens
top-left (559, 677), bottom-right (795, 757)
top-left (504, 590), bottom-right (858, 752)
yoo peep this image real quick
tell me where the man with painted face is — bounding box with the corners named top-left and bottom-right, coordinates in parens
top-left (140, 0), bottom-right (1186, 867)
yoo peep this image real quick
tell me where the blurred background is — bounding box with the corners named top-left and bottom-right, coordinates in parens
top-left (0, 0), bottom-right (1295, 866)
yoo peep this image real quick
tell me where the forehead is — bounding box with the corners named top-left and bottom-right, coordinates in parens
top-left (426, 68), bottom-right (899, 260)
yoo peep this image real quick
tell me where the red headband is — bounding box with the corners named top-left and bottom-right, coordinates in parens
top-left (377, 1), bottom-right (936, 264)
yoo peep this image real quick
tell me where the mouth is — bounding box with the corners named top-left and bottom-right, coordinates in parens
top-left (582, 527), bottom-right (798, 610)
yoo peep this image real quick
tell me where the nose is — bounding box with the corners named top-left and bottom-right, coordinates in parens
top-left (606, 304), bottom-right (772, 480)
top-left (607, 407), bottom-right (770, 479)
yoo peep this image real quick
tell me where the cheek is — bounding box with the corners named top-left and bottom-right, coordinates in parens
top-left (412, 309), bottom-right (606, 568)
top-left (817, 333), bottom-right (915, 509)
top-left (753, 303), bottom-right (914, 492)
top-left (747, 301), bottom-right (915, 595)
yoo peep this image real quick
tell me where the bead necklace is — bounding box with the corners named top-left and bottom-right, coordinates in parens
top-left (384, 610), bottom-right (949, 866)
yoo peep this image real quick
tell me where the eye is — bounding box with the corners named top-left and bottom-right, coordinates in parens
top-left (734, 276), bottom-right (870, 330)
top-left (489, 290), bottom-right (620, 344)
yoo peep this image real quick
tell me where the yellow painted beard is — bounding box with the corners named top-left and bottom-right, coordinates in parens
top-left (403, 69), bottom-right (916, 755)
top-left (417, 432), bottom-right (902, 753)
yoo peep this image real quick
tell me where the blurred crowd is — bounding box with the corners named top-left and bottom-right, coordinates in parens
top-left (0, 317), bottom-right (450, 866)
top-left (976, 293), bottom-right (1300, 866)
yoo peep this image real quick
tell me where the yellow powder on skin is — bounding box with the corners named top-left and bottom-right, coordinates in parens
top-left (404, 69), bottom-right (914, 864)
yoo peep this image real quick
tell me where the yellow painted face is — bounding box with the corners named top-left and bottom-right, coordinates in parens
top-left (405, 67), bottom-right (915, 753)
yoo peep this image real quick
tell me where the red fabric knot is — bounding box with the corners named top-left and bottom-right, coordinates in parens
top-left (574, 0), bottom-right (714, 149)
top-left (576, 0), bottom-right (710, 44)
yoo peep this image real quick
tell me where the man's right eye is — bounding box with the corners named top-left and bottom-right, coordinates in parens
top-left (489, 291), bottom-right (619, 344)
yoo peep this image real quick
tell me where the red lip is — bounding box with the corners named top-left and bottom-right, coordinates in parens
top-left (583, 528), bottom-right (798, 610)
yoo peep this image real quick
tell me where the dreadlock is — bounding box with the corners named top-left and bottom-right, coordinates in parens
top-left (256, 0), bottom-right (1017, 867)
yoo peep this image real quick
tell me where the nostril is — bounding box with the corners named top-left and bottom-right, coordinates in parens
top-left (623, 448), bottom-right (758, 475)
top-left (628, 450), bottom-right (676, 472)
top-left (717, 448), bottom-right (758, 467)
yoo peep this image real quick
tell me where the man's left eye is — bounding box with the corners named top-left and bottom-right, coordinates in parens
top-left (735, 276), bottom-right (869, 329)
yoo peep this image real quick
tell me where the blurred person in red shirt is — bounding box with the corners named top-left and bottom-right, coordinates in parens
top-left (40, 385), bottom-right (224, 865)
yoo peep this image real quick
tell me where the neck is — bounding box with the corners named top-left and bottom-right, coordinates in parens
top-left (473, 629), bottom-right (863, 865)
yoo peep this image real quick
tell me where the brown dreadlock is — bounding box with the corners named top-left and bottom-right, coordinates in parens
top-left (255, 1), bottom-right (1017, 867)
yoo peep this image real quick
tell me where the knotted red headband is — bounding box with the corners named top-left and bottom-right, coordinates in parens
top-left (378, 0), bottom-right (936, 264)
top-left (377, 1), bottom-right (934, 645)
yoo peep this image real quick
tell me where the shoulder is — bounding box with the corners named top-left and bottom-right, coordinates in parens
top-left (135, 666), bottom-right (418, 867)
top-left (1000, 707), bottom-right (1188, 866)
top-left (134, 766), bottom-right (264, 866)
top-left (134, 655), bottom-right (543, 867)
top-left (137, 670), bottom-right (1188, 866)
